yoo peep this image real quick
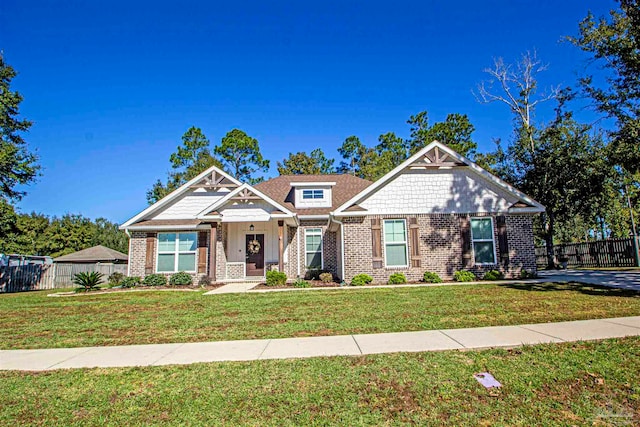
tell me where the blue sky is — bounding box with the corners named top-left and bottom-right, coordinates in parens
top-left (2, 0), bottom-right (615, 223)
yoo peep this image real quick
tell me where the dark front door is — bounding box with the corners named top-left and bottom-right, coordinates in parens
top-left (245, 234), bottom-right (265, 276)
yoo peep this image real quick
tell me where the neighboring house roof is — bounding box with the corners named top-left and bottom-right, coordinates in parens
top-left (254, 174), bottom-right (373, 216)
top-left (53, 245), bottom-right (128, 263)
top-left (334, 141), bottom-right (545, 216)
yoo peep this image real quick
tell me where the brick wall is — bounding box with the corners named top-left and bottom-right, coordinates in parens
top-left (129, 231), bottom-right (147, 277)
top-left (341, 213), bottom-right (537, 283)
top-left (285, 220), bottom-right (338, 279)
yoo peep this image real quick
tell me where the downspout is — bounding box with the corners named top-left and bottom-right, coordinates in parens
top-left (331, 214), bottom-right (346, 282)
top-left (125, 228), bottom-right (132, 277)
top-left (296, 223), bottom-right (301, 278)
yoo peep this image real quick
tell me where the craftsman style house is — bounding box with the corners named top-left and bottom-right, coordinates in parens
top-left (121, 141), bottom-right (544, 283)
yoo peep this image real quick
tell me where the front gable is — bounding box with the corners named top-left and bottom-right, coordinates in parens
top-left (334, 142), bottom-right (544, 216)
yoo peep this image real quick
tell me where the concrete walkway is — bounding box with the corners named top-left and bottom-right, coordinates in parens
top-left (204, 282), bottom-right (261, 294)
top-left (539, 269), bottom-right (640, 291)
top-left (2, 316), bottom-right (639, 371)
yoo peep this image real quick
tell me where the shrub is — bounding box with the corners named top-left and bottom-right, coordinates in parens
top-left (266, 270), bottom-right (287, 286)
top-left (142, 274), bottom-right (167, 286)
top-left (388, 273), bottom-right (407, 285)
top-left (198, 276), bottom-right (211, 286)
top-left (72, 271), bottom-right (104, 292)
top-left (351, 274), bottom-right (373, 286)
top-left (304, 269), bottom-right (332, 281)
top-left (292, 279), bottom-right (311, 288)
top-left (120, 276), bottom-right (141, 288)
top-left (520, 269), bottom-right (538, 279)
top-left (453, 270), bottom-right (476, 282)
top-left (483, 270), bottom-right (504, 281)
top-left (169, 272), bottom-right (192, 286)
top-left (319, 272), bottom-right (333, 283)
top-left (422, 271), bottom-right (443, 283)
top-left (108, 272), bottom-right (124, 286)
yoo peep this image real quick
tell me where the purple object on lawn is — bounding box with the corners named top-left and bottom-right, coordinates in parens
top-left (474, 372), bottom-right (502, 388)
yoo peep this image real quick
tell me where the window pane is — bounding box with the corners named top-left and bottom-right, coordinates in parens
top-left (306, 235), bottom-right (321, 252)
top-left (303, 190), bottom-right (312, 199)
top-left (306, 252), bottom-right (321, 268)
top-left (178, 233), bottom-right (197, 251)
top-left (384, 220), bottom-right (406, 242)
top-left (157, 254), bottom-right (175, 272)
top-left (178, 253), bottom-right (196, 271)
top-left (158, 233), bottom-right (176, 252)
top-left (473, 242), bottom-right (495, 264)
top-left (386, 244), bottom-right (407, 266)
top-left (313, 190), bottom-right (323, 199)
top-left (471, 218), bottom-right (493, 240)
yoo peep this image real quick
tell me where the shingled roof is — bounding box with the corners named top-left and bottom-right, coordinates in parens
top-left (254, 174), bottom-right (372, 215)
top-left (54, 245), bottom-right (128, 263)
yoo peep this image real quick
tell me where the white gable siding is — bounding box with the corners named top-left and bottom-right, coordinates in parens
top-left (219, 201), bottom-right (274, 222)
top-left (152, 189), bottom-right (229, 219)
top-left (294, 186), bottom-right (333, 209)
top-left (359, 169), bottom-right (518, 214)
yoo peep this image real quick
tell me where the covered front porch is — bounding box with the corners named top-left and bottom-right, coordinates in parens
top-left (216, 219), bottom-right (294, 282)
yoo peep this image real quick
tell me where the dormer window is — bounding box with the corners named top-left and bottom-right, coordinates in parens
top-left (291, 181), bottom-right (336, 209)
top-left (302, 189), bottom-right (324, 200)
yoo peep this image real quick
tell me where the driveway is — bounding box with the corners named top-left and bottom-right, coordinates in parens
top-left (538, 269), bottom-right (640, 291)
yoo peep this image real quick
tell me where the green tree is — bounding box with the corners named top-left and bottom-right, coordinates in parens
top-left (337, 135), bottom-right (368, 176)
top-left (407, 111), bottom-right (477, 157)
top-left (0, 54), bottom-right (40, 201)
top-left (91, 217), bottom-right (129, 254)
top-left (477, 53), bottom-right (611, 267)
top-left (277, 148), bottom-right (335, 175)
top-left (0, 199), bottom-right (18, 249)
top-left (214, 129), bottom-right (270, 183)
top-left (147, 127), bottom-right (222, 204)
top-left (570, 0), bottom-right (640, 175)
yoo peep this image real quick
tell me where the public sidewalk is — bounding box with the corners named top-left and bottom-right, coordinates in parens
top-left (2, 316), bottom-right (640, 371)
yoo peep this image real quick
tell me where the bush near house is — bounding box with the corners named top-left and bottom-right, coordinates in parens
top-left (351, 274), bottom-right (373, 286)
top-left (198, 276), bottom-right (211, 286)
top-left (453, 270), bottom-right (476, 282)
top-left (72, 271), bottom-right (103, 292)
top-left (319, 272), bottom-right (333, 283)
top-left (142, 274), bottom-right (167, 286)
top-left (169, 272), bottom-right (192, 286)
top-left (483, 270), bottom-right (504, 281)
top-left (120, 276), bottom-right (141, 288)
top-left (304, 269), bottom-right (332, 281)
top-left (266, 270), bottom-right (287, 286)
top-left (422, 271), bottom-right (443, 283)
top-left (292, 279), bottom-right (311, 288)
top-left (107, 272), bottom-right (124, 286)
top-left (388, 273), bottom-right (407, 284)
top-left (520, 269), bottom-right (538, 279)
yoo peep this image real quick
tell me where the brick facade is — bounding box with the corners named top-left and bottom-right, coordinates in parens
top-left (341, 213), bottom-right (537, 283)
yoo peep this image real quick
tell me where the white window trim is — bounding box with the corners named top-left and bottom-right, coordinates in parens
top-left (156, 232), bottom-right (198, 273)
top-left (304, 228), bottom-right (324, 269)
top-left (470, 217), bottom-right (497, 265)
top-left (383, 219), bottom-right (409, 268)
top-left (302, 189), bottom-right (324, 200)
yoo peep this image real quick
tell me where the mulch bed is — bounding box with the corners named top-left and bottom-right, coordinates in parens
top-left (253, 281), bottom-right (342, 290)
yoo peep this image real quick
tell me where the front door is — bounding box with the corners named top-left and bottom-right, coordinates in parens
top-left (245, 234), bottom-right (265, 277)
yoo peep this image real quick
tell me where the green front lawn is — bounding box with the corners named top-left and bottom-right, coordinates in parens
top-left (1, 338), bottom-right (639, 426)
top-left (1, 282), bottom-right (639, 350)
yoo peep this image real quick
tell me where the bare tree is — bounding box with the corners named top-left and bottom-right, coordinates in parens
top-left (474, 51), bottom-right (560, 153)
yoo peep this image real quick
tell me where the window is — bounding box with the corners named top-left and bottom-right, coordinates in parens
top-left (305, 228), bottom-right (323, 269)
top-left (471, 218), bottom-right (496, 264)
top-left (302, 189), bottom-right (324, 199)
top-left (157, 232), bottom-right (197, 273)
top-left (384, 219), bottom-right (408, 267)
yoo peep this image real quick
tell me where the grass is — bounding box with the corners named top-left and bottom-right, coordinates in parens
top-left (1, 337), bottom-right (639, 425)
top-left (1, 282), bottom-right (639, 350)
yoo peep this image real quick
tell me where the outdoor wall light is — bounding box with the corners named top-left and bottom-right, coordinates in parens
top-left (249, 224), bottom-right (254, 231)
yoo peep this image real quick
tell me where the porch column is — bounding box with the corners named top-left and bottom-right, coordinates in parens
top-left (209, 224), bottom-right (217, 281)
top-left (278, 220), bottom-right (284, 272)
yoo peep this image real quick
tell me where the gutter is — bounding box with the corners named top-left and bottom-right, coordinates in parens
top-left (124, 228), bottom-right (132, 277)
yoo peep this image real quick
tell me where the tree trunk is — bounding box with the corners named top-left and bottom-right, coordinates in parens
top-left (542, 212), bottom-right (555, 269)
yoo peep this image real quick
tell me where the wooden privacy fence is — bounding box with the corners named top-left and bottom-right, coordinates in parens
top-left (54, 263), bottom-right (128, 287)
top-left (0, 264), bottom-right (55, 293)
top-left (536, 237), bottom-right (640, 269)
